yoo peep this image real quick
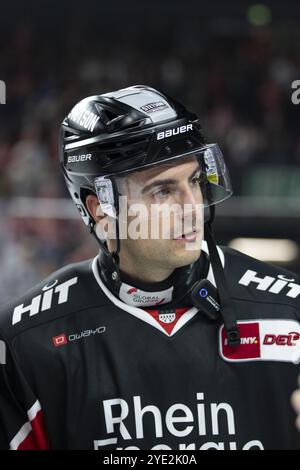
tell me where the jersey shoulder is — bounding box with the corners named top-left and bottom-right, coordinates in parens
top-left (0, 257), bottom-right (109, 340)
top-left (221, 246), bottom-right (300, 307)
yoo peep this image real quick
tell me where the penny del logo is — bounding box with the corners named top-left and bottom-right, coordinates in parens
top-left (220, 320), bottom-right (300, 363)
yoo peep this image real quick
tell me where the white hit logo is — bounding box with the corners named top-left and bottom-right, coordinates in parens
top-left (239, 270), bottom-right (300, 298)
top-left (12, 277), bottom-right (78, 325)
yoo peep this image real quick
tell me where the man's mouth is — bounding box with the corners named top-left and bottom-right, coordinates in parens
top-left (173, 229), bottom-right (199, 242)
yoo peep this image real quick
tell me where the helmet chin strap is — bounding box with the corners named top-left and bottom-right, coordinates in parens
top-left (89, 217), bottom-right (121, 285)
top-left (111, 217), bottom-right (121, 279)
top-left (204, 206), bottom-right (240, 346)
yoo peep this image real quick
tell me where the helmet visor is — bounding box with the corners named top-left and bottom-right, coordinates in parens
top-left (94, 143), bottom-right (232, 219)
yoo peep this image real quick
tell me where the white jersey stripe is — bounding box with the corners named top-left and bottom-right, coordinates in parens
top-left (9, 400), bottom-right (42, 450)
top-left (27, 400), bottom-right (42, 422)
top-left (10, 422), bottom-right (32, 450)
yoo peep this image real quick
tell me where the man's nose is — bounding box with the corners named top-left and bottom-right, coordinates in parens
top-left (179, 185), bottom-right (199, 207)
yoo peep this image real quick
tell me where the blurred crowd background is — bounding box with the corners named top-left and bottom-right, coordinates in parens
top-left (0, 0), bottom-right (299, 305)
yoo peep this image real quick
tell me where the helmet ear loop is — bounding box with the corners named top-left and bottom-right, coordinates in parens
top-left (110, 177), bottom-right (121, 274)
top-left (87, 176), bottom-right (121, 273)
top-left (200, 177), bottom-right (214, 225)
top-left (111, 216), bottom-right (121, 267)
top-left (84, 188), bottom-right (112, 258)
top-left (89, 220), bottom-right (111, 257)
top-left (88, 206), bottom-right (121, 283)
top-left (207, 204), bottom-right (215, 225)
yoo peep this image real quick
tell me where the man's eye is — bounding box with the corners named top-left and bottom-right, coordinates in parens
top-left (191, 176), bottom-right (201, 186)
top-left (152, 187), bottom-right (171, 198)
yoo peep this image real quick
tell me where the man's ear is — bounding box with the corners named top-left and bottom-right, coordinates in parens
top-left (86, 193), bottom-right (116, 250)
top-left (86, 194), bottom-right (106, 222)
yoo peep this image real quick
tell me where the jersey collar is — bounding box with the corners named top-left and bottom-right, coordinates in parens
top-left (92, 242), bottom-right (225, 336)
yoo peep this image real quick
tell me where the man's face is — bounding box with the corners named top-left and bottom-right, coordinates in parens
top-left (114, 156), bottom-right (204, 273)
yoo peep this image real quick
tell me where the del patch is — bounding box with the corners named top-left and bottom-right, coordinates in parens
top-left (219, 319), bottom-right (300, 363)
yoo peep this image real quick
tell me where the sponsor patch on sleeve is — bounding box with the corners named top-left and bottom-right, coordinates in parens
top-left (219, 319), bottom-right (300, 363)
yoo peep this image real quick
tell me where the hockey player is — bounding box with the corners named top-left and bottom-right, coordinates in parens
top-left (0, 85), bottom-right (300, 450)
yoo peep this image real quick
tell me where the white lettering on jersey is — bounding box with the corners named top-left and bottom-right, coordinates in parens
top-left (224, 336), bottom-right (258, 346)
top-left (238, 270), bottom-right (300, 298)
top-left (157, 124), bottom-right (193, 140)
top-left (94, 392), bottom-right (263, 450)
top-left (103, 398), bottom-right (131, 440)
top-left (119, 283), bottom-right (173, 307)
top-left (12, 277), bottom-right (78, 325)
top-left (0, 80), bottom-right (6, 104)
top-left (0, 340), bottom-right (6, 365)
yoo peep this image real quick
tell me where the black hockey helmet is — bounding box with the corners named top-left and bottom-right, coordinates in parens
top-left (60, 85), bottom-right (232, 228)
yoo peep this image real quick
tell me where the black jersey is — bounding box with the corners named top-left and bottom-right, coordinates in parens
top-left (1, 246), bottom-right (300, 450)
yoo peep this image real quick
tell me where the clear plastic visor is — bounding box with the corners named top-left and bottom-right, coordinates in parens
top-left (94, 143), bottom-right (232, 219)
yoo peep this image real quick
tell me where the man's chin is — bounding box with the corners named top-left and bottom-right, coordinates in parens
top-left (172, 236), bottom-right (202, 253)
top-left (169, 246), bottom-right (201, 268)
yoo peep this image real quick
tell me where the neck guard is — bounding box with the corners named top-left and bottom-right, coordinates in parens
top-left (98, 249), bottom-right (209, 308)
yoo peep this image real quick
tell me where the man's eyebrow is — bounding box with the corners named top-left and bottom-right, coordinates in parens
top-left (141, 167), bottom-right (201, 194)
